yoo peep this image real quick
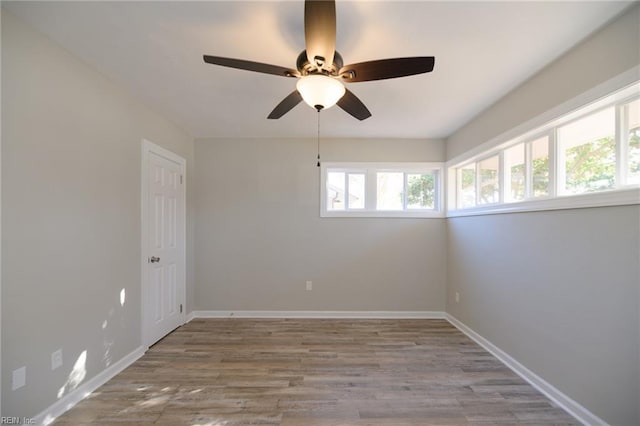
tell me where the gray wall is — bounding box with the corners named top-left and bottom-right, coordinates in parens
top-left (1, 11), bottom-right (194, 417)
top-left (3, 2), bottom-right (639, 424)
top-left (447, 207), bottom-right (640, 425)
top-left (445, 5), bottom-right (640, 425)
top-left (194, 137), bottom-right (447, 312)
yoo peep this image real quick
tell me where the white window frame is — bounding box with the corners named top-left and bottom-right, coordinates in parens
top-left (321, 162), bottom-right (445, 218)
top-left (476, 153), bottom-right (502, 206)
top-left (446, 75), bottom-right (640, 217)
top-left (555, 104), bottom-right (618, 196)
top-left (503, 141), bottom-right (527, 203)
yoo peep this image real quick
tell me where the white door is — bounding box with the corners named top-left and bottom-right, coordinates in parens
top-left (143, 143), bottom-right (185, 347)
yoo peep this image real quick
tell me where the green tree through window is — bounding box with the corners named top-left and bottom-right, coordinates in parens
top-left (406, 174), bottom-right (435, 208)
top-left (565, 136), bottom-right (616, 192)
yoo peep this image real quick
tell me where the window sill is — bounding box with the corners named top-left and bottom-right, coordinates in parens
top-left (446, 187), bottom-right (640, 217)
top-left (321, 210), bottom-right (445, 219)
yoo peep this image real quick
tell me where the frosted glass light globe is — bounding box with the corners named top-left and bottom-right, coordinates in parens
top-left (296, 75), bottom-right (346, 110)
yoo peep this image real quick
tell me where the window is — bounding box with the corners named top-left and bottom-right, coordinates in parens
top-left (348, 173), bottom-right (366, 209)
top-left (406, 173), bottom-right (436, 209)
top-left (321, 162), bottom-right (444, 217)
top-left (326, 171), bottom-right (346, 210)
top-left (557, 107), bottom-right (616, 194)
top-left (457, 163), bottom-right (476, 209)
top-left (377, 172), bottom-right (404, 210)
top-left (448, 81), bottom-right (640, 214)
top-left (326, 171), bottom-right (365, 211)
top-left (504, 143), bottom-right (525, 202)
top-left (531, 136), bottom-right (550, 198)
top-left (479, 156), bottom-right (500, 205)
top-left (625, 98), bottom-right (640, 185)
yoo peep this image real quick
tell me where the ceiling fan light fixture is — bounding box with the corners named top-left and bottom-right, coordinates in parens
top-left (296, 75), bottom-right (345, 111)
top-left (204, 0), bottom-right (434, 120)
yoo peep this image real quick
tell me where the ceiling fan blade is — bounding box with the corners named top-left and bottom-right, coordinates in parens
top-left (203, 55), bottom-right (300, 78)
top-left (339, 57), bottom-right (435, 82)
top-left (267, 91), bottom-right (303, 119)
top-left (337, 89), bottom-right (371, 121)
top-left (304, 0), bottom-right (336, 70)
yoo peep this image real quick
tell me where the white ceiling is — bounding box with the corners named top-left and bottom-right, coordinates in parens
top-left (4, 1), bottom-right (632, 139)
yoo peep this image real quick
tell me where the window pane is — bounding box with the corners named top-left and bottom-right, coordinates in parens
top-left (479, 156), bottom-right (499, 204)
top-left (627, 99), bottom-right (640, 185)
top-left (531, 136), bottom-right (550, 197)
top-left (376, 172), bottom-right (404, 210)
top-left (326, 171), bottom-right (345, 210)
top-left (458, 164), bottom-right (476, 209)
top-left (504, 144), bottom-right (524, 202)
top-left (558, 107), bottom-right (615, 194)
top-left (347, 173), bottom-right (365, 209)
top-left (406, 173), bottom-right (435, 209)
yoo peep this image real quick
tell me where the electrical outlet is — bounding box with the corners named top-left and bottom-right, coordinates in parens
top-left (306, 281), bottom-right (312, 291)
top-left (52, 349), bottom-right (63, 370)
top-left (12, 367), bottom-right (26, 390)
top-left (455, 292), bottom-right (460, 303)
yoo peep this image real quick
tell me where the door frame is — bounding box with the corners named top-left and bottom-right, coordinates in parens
top-left (141, 139), bottom-right (187, 348)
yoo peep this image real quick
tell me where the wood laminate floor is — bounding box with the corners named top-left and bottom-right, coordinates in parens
top-left (53, 319), bottom-right (578, 425)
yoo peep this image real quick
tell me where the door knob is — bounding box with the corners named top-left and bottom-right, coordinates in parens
top-left (149, 256), bottom-right (160, 263)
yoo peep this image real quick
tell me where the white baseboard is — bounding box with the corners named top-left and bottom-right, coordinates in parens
top-left (445, 314), bottom-right (607, 426)
top-left (188, 310), bottom-right (446, 320)
top-left (34, 346), bottom-right (146, 426)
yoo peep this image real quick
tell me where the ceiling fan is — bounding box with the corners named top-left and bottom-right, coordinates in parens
top-left (203, 0), bottom-right (435, 121)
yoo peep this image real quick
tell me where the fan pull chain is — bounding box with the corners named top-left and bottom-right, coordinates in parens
top-left (316, 109), bottom-right (321, 167)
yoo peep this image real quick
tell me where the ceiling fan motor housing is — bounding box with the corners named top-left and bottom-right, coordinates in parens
top-left (296, 50), bottom-right (343, 77)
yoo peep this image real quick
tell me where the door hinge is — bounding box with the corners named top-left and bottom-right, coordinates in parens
top-left (180, 174), bottom-right (183, 184)
top-left (180, 303), bottom-right (183, 313)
